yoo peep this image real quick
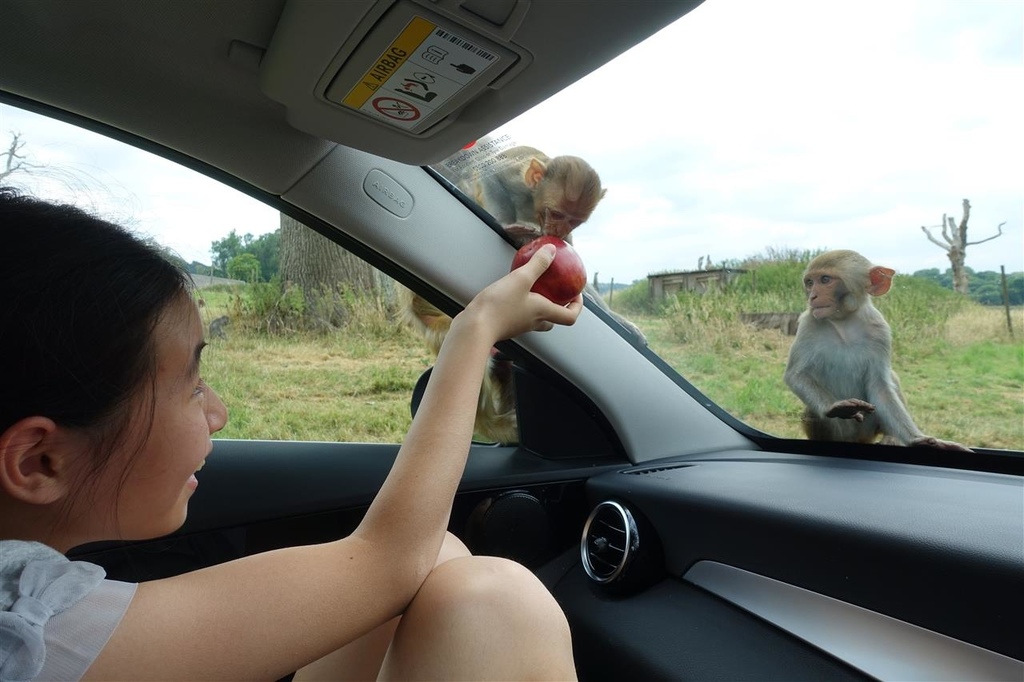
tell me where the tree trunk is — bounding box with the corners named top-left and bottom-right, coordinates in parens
top-left (278, 214), bottom-right (382, 329)
top-left (948, 245), bottom-right (969, 295)
top-left (948, 201), bottom-right (970, 295)
top-left (921, 198), bottom-right (1005, 297)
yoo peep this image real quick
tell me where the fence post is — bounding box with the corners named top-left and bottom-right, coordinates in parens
top-left (1001, 266), bottom-right (1014, 337)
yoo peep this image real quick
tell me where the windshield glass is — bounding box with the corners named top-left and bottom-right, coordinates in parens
top-left (430, 0), bottom-right (1023, 451)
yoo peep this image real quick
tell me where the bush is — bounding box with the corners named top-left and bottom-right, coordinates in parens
top-left (228, 278), bottom-right (406, 341)
top-left (230, 277), bottom-right (306, 334)
top-left (610, 279), bottom-right (660, 315)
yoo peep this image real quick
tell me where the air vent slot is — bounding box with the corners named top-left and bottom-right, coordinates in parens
top-left (580, 500), bottom-right (638, 584)
top-left (622, 464), bottom-right (694, 475)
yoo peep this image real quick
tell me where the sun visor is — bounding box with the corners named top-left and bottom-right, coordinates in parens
top-left (259, 0), bottom-right (702, 165)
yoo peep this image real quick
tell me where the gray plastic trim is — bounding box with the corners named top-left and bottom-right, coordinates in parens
top-left (684, 561), bottom-right (1023, 682)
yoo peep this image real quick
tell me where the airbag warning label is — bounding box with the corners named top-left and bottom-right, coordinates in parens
top-left (340, 16), bottom-right (502, 131)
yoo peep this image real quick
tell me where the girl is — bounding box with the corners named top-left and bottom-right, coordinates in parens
top-left (0, 188), bottom-right (581, 681)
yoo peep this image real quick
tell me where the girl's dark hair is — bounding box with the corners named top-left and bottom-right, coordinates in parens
top-left (0, 187), bottom-right (192, 471)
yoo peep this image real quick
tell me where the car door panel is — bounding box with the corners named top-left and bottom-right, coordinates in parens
top-left (69, 439), bottom-right (622, 580)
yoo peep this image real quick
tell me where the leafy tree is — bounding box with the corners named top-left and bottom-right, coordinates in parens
top-left (1009, 276), bottom-right (1024, 306)
top-left (912, 268), bottom-right (1024, 306)
top-left (210, 229), bottom-right (279, 281)
top-left (248, 230), bottom-right (280, 282)
top-left (227, 253), bottom-right (261, 283)
top-left (210, 230), bottom-right (247, 276)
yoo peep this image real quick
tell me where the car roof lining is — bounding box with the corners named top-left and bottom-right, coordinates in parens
top-left (1, 0), bottom-right (333, 194)
top-left (1, 0), bottom-right (703, 186)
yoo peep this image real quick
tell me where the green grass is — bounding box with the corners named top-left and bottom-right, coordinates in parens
top-left (201, 331), bottom-right (433, 442)
top-left (195, 280), bottom-right (1024, 451)
top-left (196, 285), bottom-right (434, 443)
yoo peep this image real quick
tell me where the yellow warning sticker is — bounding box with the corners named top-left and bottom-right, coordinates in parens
top-left (343, 16), bottom-right (436, 108)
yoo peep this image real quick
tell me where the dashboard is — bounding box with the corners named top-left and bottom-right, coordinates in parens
top-left (554, 452), bottom-right (1024, 681)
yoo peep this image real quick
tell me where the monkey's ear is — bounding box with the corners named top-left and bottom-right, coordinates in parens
top-left (523, 158), bottom-right (547, 188)
top-left (868, 266), bottom-right (895, 296)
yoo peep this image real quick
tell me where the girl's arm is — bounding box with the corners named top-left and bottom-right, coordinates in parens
top-left (85, 245), bottom-right (581, 681)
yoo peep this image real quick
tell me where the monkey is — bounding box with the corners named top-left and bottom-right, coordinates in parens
top-left (449, 145), bottom-right (646, 343)
top-left (395, 286), bottom-right (517, 443)
top-left (399, 146), bottom-right (646, 442)
top-left (783, 250), bottom-right (970, 451)
top-left (455, 146), bottom-right (607, 245)
top-left (209, 315), bottom-right (230, 340)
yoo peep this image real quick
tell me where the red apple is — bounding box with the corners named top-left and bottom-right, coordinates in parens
top-left (510, 235), bottom-right (587, 305)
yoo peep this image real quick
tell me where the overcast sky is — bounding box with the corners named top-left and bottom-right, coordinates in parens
top-left (2, 0), bottom-right (1021, 285)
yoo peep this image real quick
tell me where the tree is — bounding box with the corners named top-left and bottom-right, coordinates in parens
top-left (210, 230), bottom-right (247, 277)
top-left (210, 229), bottom-right (280, 280)
top-left (227, 253), bottom-right (261, 283)
top-left (0, 132), bottom-right (37, 182)
top-left (921, 198), bottom-right (1005, 295)
top-left (277, 214), bottom-right (386, 330)
top-left (248, 230), bottom-right (280, 282)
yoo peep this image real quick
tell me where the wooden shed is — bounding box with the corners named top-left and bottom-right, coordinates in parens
top-left (647, 268), bottom-right (747, 299)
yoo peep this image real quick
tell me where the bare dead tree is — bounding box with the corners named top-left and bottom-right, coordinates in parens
top-left (921, 198), bottom-right (1005, 295)
top-left (0, 131), bottom-right (99, 198)
top-left (0, 132), bottom-right (41, 182)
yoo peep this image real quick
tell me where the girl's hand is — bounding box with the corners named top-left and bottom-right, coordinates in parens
top-left (456, 244), bottom-right (583, 343)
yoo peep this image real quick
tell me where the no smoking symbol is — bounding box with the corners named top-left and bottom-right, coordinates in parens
top-left (372, 97), bottom-right (421, 121)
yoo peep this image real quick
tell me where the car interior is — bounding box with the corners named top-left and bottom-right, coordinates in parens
top-left (2, 1), bottom-right (1022, 680)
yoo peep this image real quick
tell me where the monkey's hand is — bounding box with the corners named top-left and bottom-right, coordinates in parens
top-left (503, 222), bottom-right (543, 247)
top-left (825, 399), bottom-right (875, 421)
top-left (909, 436), bottom-right (974, 453)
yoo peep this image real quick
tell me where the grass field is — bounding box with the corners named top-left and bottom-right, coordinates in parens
top-left (197, 283), bottom-right (1024, 451)
top-left (634, 306), bottom-right (1024, 450)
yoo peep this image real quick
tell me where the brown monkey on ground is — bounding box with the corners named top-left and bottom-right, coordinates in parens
top-left (209, 315), bottom-right (230, 340)
top-left (783, 249), bottom-right (970, 451)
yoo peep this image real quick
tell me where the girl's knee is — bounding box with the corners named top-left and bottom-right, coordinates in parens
top-left (384, 556), bottom-right (577, 680)
top-left (418, 555), bottom-right (568, 627)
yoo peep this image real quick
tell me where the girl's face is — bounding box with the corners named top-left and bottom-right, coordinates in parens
top-left (81, 295), bottom-right (228, 542)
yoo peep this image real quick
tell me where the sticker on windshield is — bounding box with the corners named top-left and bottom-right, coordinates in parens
top-left (340, 16), bottom-right (502, 132)
top-left (431, 133), bottom-right (521, 183)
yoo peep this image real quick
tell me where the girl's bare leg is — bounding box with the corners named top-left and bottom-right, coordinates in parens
top-left (292, 532), bottom-right (472, 682)
top-left (379, 555), bottom-right (577, 681)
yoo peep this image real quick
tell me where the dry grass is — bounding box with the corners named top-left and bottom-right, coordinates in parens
top-left (944, 305), bottom-right (1024, 346)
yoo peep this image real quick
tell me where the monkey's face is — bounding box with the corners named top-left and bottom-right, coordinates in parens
top-left (532, 156), bottom-right (607, 241)
top-left (804, 272), bottom-right (846, 320)
top-left (540, 207), bottom-right (585, 241)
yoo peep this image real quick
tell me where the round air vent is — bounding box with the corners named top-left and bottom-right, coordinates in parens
top-left (580, 500), bottom-right (639, 584)
top-left (465, 491), bottom-right (551, 567)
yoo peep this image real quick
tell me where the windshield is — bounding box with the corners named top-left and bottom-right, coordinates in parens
top-left (430, 0), bottom-right (1023, 451)
top-left (2, 0), bottom-right (1020, 452)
